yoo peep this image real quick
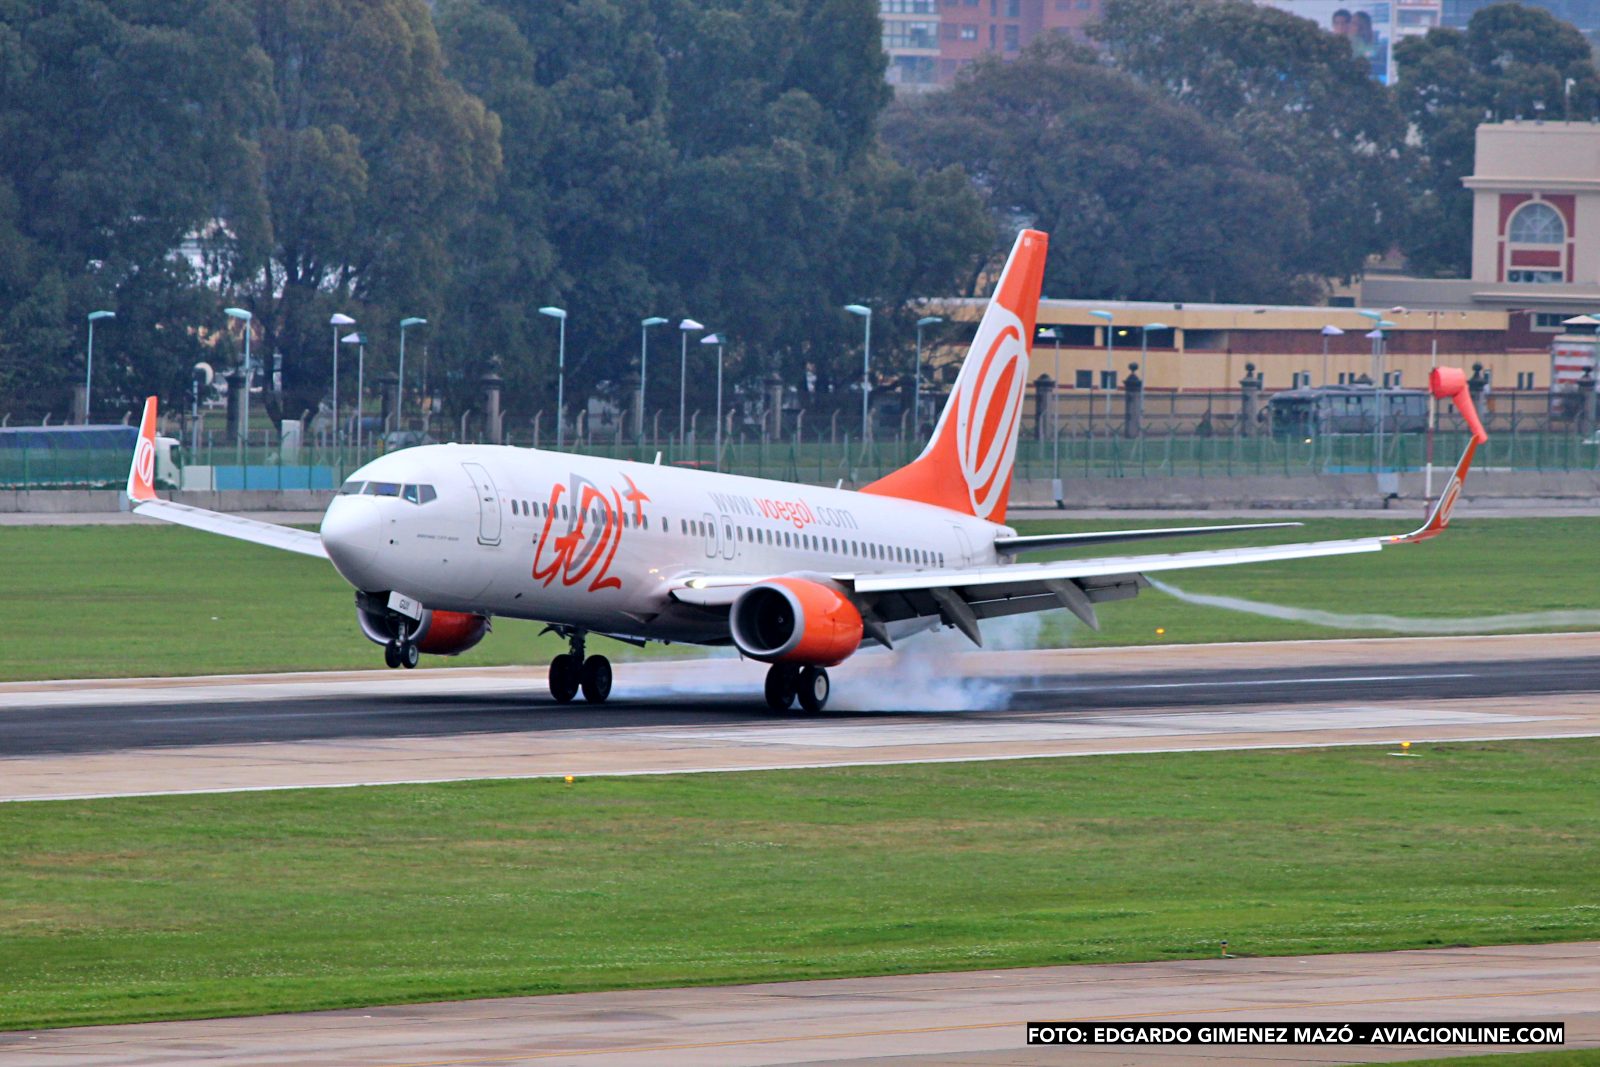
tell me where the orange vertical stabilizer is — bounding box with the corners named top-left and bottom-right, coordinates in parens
top-left (861, 228), bottom-right (1048, 523)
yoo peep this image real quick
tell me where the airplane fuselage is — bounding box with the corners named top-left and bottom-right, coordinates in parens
top-left (321, 444), bottom-right (1013, 645)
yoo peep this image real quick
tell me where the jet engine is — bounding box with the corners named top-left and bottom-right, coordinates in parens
top-left (356, 595), bottom-right (490, 656)
top-left (729, 577), bottom-right (863, 666)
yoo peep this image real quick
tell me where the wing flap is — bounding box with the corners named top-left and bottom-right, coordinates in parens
top-left (994, 521), bottom-right (1302, 554)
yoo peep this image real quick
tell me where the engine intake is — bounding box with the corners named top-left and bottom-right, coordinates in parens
top-left (729, 577), bottom-right (863, 666)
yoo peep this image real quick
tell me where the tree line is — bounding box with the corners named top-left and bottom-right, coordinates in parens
top-left (0, 0), bottom-right (1591, 432)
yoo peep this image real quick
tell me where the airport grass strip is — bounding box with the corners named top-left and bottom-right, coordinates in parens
top-left (2, 738), bottom-right (1598, 1030)
top-left (2, 516), bottom-right (1598, 681)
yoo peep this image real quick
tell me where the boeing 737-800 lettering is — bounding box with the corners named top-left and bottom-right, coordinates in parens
top-left (125, 230), bottom-right (1490, 711)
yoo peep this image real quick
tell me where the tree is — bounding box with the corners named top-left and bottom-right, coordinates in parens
top-left (883, 39), bottom-right (1312, 304)
top-left (1093, 0), bottom-right (1406, 285)
top-left (224, 0), bottom-right (502, 429)
top-left (1394, 3), bottom-right (1600, 276)
top-left (0, 0), bottom-right (263, 420)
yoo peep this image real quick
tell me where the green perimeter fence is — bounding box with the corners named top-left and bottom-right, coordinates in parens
top-left (4, 428), bottom-right (1599, 491)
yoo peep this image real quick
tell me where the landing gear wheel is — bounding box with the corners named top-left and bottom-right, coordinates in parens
top-left (549, 653), bottom-right (580, 704)
top-left (384, 641), bottom-right (401, 669)
top-left (580, 655), bottom-right (613, 704)
top-left (797, 666), bottom-right (830, 713)
top-left (764, 664), bottom-right (799, 712)
top-left (399, 641), bottom-right (420, 669)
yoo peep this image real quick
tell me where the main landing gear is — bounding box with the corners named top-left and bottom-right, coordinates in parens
top-left (548, 629), bottom-right (612, 705)
top-left (764, 663), bottom-right (830, 713)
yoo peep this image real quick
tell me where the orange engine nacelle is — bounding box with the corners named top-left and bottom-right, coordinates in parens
top-left (357, 598), bottom-right (490, 656)
top-left (728, 577), bottom-right (863, 666)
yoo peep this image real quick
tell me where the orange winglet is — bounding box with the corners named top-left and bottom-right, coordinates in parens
top-left (126, 396), bottom-right (159, 503)
top-left (1389, 367), bottom-right (1488, 544)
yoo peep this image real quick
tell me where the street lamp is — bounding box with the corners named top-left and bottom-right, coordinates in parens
top-left (330, 313), bottom-right (354, 457)
top-left (1320, 324), bottom-right (1344, 387)
top-left (83, 310), bottom-right (115, 424)
top-left (678, 318), bottom-right (703, 448)
top-left (1089, 309), bottom-right (1115, 425)
top-left (224, 308), bottom-right (252, 457)
top-left (845, 304), bottom-right (872, 443)
top-left (914, 315), bottom-right (942, 432)
top-left (701, 333), bottom-right (724, 470)
top-left (1138, 322), bottom-right (1169, 368)
top-left (1037, 326), bottom-right (1063, 500)
top-left (341, 331), bottom-right (367, 455)
top-left (398, 317), bottom-right (427, 434)
top-left (640, 316), bottom-right (668, 446)
top-left (539, 306), bottom-right (567, 449)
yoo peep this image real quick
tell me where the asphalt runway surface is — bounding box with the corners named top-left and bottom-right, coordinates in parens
top-left (2, 653), bottom-right (1598, 758)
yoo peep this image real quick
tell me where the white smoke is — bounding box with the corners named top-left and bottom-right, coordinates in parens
top-left (1149, 577), bottom-right (1600, 635)
top-left (830, 611), bottom-right (1051, 712)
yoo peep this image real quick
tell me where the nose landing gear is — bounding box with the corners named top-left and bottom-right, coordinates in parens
top-left (383, 638), bottom-right (419, 669)
top-left (546, 628), bottom-right (612, 705)
top-left (764, 663), bottom-right (829, 712)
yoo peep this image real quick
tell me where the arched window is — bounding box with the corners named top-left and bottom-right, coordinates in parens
top-left (1509, 202), bottom-right (1564, 245)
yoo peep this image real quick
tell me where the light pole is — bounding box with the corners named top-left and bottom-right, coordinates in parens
top-left (1320, 324), bottom-right (1344, 388)
top-left (1138, 321), bottom-right (1168, 368)
top-left (224, 308), bottom-right (253, 461)
top-left (678, 318), bottom-right (703, 448)
top-left (539, 306), bottom-right (567, 449)
top-left (341, 331), bottom-right (366, 456)
top-left (639, 316), bottom-right (668, 446)
top-left (845, 304), bottom-right (872, 444)
top-left (914, 315), bottom-right (942, 432)
top-left (701, 333), bottom-right (724, 470)
top-left (330, 313), bottom-right (354, 459)
top-left (1089, 309), bottom-right (1114, 427)
top-left (398, 317), bottom-right (427, 435)
top-left (84, 310), bottom-right (114, 424)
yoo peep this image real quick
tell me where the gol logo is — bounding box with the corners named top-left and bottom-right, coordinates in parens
top-left (531, 473), bottom-right (650, 592)
top-left (954, 306), bottom-right (1027, 520)
top-left (133, 435), bottom-right (156, 492)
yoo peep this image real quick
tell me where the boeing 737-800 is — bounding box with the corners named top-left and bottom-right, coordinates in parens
top-left (125, 229), bottom-right (1489, 711)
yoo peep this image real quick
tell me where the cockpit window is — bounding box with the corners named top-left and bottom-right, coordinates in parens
top-left (369, 482), bottom-right (402, 497)
top-left (403, 484), bottom-right (420, 504)
top-left (339, 480), bottom-right (366, 495)
top-left (399, 483), bottom-right (437, 504)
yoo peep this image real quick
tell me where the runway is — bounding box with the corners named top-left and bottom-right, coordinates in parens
top-left (8, 941), bottom-right (1596, 1065)
top-left (1, 633), bottom-right (1597, 801)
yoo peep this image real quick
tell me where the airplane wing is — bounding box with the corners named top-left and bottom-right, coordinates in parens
top-left (125, 396), bottom-right (329, 560)
top-left (674, 367), bottom-right (1488, 646)
top-left (994, 521), bottom-right (1302, 555)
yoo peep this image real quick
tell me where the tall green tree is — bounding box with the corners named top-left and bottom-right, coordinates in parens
top-left (225, 0), bottom-right (501, 428)
top-left (0, 0), bottom-right (263, 419)
top-left (1093, 0), bottom-right (1405, 285)
top-left (884, 39), bottom-right (1312, 304)
top-left (1394, 3), bottom-right (1600, 276)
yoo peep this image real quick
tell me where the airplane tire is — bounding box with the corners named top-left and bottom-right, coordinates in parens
top-left (400, 641), bottom-right (420, 669)
top-left (764, 664), bottom-right (799, 711)
top-left (549, 653), bottom-right (581, 704)
top-left (580, 654), bottom-right (613, 704)
top-left (383, 641), bottom-right (401, 669)
top-left (797, 667), bottom-right (830, 713)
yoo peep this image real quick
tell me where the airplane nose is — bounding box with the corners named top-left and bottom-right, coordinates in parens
top-left (321, 498), bottom-right (381, 585)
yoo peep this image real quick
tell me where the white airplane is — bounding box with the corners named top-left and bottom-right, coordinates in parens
top-left (125, 230), bottom-right (1489, 712)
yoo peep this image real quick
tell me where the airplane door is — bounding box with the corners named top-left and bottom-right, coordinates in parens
top-left (952, 525), bottom-right (973, 565)
top-left (462, 462), bottom-right (502, 546)
top-left (702, 511), bottom-right (718, 558)
top-left (720, 515), bottom-right (736, 560)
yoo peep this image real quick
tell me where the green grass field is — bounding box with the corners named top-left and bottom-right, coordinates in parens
top-left (1, 739), bottom-right (1597, 1030)
top-left (3, 516), bottom-right (1597, 681)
